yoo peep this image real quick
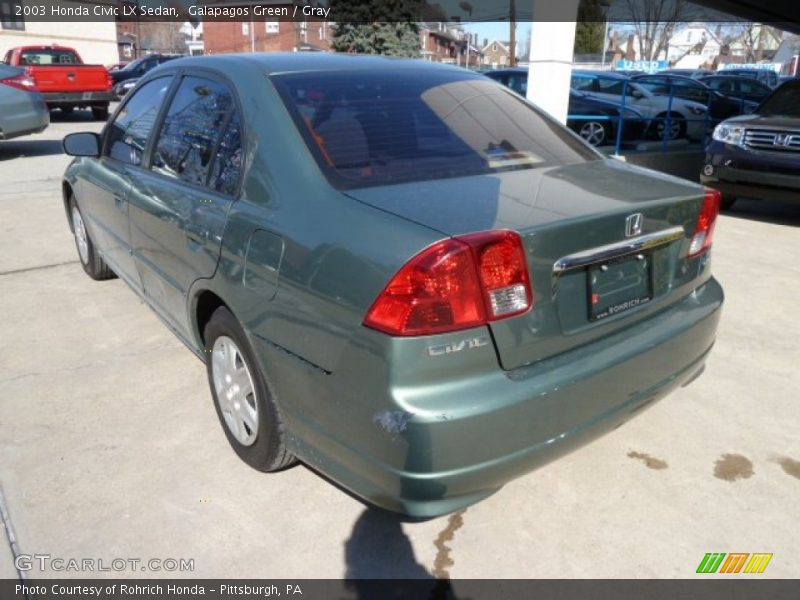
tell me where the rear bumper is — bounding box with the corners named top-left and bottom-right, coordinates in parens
top-left (0, 109), bottom-right (49, 140)
top-left (42, 91), bottom-right (112, 106)
top-left (259, 277), bottom-right (723, 517)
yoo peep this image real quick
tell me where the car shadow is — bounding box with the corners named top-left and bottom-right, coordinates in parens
top-left (343, 507), bottom-right (458, 598)
top-left (0, 139), bottom-right (63, 160)
top-left (724, 198), bottom-right (800, 227)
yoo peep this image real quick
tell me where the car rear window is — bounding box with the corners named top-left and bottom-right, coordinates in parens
top-left (271, 69), bottom-right (598, 189)
top-left (759, 82), bottom-right (800, 117)
top-left (20, 49), bottom-right (80, 65)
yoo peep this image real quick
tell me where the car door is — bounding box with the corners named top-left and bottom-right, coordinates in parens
top-left (602, 78), bottom-right (653, 117)
top-left (127, 72), bottom-right (242, 335)
top-left (76, 75), bottom-right (174, 286)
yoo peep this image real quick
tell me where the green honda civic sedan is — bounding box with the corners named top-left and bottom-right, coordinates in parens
top-left (61, 54), bottom-right (723, 517)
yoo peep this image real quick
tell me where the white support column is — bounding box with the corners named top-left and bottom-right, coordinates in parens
top-left (526, 0), bottom-right (580, 124)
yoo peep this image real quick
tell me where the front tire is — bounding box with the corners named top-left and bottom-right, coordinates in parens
top-left (204, 307), bottom-right (295, 472)
top-left (577, 120), bottom-right (610, 147)
top-left (69, 198), bottom-right (116, 280)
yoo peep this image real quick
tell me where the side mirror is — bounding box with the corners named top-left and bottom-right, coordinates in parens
top-left (631, 89), bottom-right (644, 99)
top-left (63, 132), bottom-right (101, 157)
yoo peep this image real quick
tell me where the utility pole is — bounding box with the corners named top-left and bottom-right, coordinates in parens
top-left (509, 0), bottom-right (517, 67)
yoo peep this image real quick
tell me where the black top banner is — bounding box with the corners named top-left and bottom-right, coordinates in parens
top-left (1, 0), bottom-right (796, 24)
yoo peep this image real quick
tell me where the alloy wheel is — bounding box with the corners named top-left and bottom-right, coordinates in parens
top-left (579, 121), bottom-right (607, 146)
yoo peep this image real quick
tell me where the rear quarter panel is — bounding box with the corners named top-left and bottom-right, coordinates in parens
top-left (188, 61), bottom-right (445, 374)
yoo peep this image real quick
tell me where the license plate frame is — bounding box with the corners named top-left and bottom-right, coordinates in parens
top-left (587, 253), bottom-right (653, 322)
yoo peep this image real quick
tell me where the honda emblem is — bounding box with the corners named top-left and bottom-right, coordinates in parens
top-left (625, 213), bottom-right (643, 237)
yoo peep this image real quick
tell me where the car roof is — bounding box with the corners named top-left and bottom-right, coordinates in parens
top-left (164, 52), bottom-right (471, 76)
top-left (572, 70), bottom-right (629, 79)
top-left (485, 67), bottom-right (527, 74)
top-left (700, 74), bottom-right (765, 81)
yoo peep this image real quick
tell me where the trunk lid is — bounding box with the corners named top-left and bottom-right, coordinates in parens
top-left (347, 158), bottom-right (708, 370)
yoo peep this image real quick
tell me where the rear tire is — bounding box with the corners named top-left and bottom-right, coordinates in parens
top-left (60, 106), bottom-right (75, 115)
top-left (653, 113), bottom-right (686, 141)
top-left (91, 105), bottom-right (109, 121)
top-left (69, 198), bottom-right (116, 281)
top-left (204, 307), bottom-right (296, 472)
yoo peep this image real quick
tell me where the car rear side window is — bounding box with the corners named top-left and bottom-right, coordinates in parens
top-left (105, 76), bottom-right (174, 166)
top-left (150, 76), bottom-right (236, 187)
top-left (207, 111), bottom-right (242, 196)
top-left (272, 70), bottom-right (598, 189)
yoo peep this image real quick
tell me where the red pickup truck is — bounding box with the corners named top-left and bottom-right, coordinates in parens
top-left (3, 45), bottom-right (113, 120)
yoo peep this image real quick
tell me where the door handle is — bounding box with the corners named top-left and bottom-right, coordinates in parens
top-left (113, 194), bottom-right (125, 209)
top-left (186, 224), bottom-right (209, 246)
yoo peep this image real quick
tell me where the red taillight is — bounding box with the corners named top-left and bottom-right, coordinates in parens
top-left (688, 189), bottom-right (721, 257)
top-left (462, 231), bottom-right (533, 321)
top-left (1, 72), bottom-right (37, 92)
top-left (364, 231), bottom-right (533, 336)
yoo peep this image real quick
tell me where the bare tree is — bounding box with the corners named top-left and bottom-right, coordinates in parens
top-left (725, 23), bottom-right (781, 62)
top-left (623, 0), bottom-right (696, 61)
top-left (140, 22), bottom-right (188, 55)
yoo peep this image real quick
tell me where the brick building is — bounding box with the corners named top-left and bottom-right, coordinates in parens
top-left (419, 23), bottom-right (481, 67)
top-left (203, 19), bottom-right (331, 54)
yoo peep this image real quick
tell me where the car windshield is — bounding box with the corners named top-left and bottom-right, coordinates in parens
top-left (272, 69), bottom-right (598, 189)
top-left (758, 82), bottom-right (800, 117)
top-left (121, 57), bottom-right (146, 71)
top-left (19, 49), bottom-right (79, 65)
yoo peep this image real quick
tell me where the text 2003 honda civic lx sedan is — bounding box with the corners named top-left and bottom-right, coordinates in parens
top-left (62, 54), bottom-right (723, 517)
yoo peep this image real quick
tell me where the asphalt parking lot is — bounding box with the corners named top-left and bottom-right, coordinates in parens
top-left (1, 110), bottom-right (798, 580)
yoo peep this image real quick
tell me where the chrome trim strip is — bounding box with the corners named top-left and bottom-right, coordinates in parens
top-left (553, 226), bottom-right (685, 274)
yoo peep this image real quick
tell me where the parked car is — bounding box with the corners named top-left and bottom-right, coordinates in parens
top-left (62, 54), bottom-right (723, 517)
top-left (701, 79), bottom-right (800, 209)
top-left (572, 70), bottom-right (709, 141)
top-left (566, 90), bottom-right (647, 146)
top-left (483, 68), bottom-right (645, 146)
top-left (631, 73), bottom-right (759, 124)
top-left (719, 68), bottom-right (780, 88)
top-left (113, 77), bottom-right (138, 100)
top-left (110, 54), bottom-right (182, 85)
top-left (0, 64), bottom-right (49, 140)
top-left (3, 45), bottom-right (113, 120)
top-left (658, 68), bottom-right (713, 79)
top-left (696, 74), bottom-right (773, 104)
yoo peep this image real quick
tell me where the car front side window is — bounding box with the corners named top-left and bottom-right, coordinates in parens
top-left (150, 75), bottom-right (236, 188)
top-left (104, 75), bottom-right (174, 166)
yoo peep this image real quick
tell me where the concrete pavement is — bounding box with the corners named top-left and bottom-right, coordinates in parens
top-left (0, 111), bottom-right (798, 580)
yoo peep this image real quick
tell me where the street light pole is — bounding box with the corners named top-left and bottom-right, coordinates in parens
top-left (600, 0), bottom-right (610, 70)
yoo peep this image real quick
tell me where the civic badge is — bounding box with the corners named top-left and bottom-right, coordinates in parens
top-left (625, 213), bottom-right (643, 238)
